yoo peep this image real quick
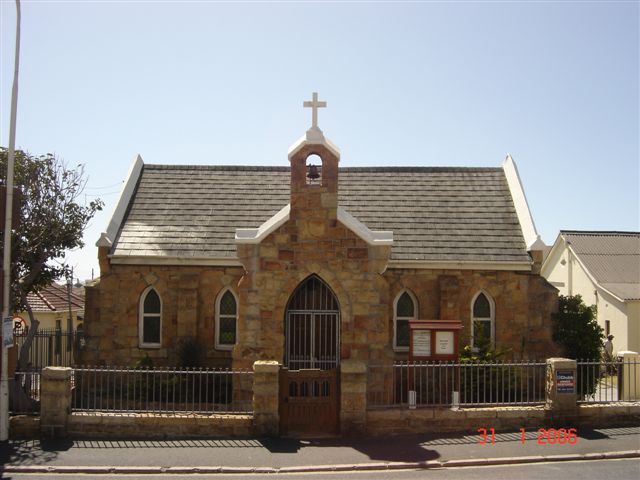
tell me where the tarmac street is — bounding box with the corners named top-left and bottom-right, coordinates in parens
top-left (0, 425), bottom-right (638, 476)
top-left (2, 459), bottom-right (640, 479)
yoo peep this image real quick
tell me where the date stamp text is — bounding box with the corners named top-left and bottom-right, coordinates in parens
top-left (477, 427), bottom-right (578, 445)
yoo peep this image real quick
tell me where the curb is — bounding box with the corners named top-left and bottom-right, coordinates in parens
top-left (1, 450), bottom-right (639, 475)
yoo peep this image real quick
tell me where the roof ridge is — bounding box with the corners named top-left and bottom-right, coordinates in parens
top-left (144, 164), bottom-right (503, 173)
top-left (562, 230), bottom-right (640, 236)
top-left (36, 291), bottom-right (56, 311)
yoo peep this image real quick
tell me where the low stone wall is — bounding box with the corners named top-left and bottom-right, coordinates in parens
top-left (366, 403), bottom-right (640, 436)
top-left (576, 403), bottom-right (640, 428)
top-left (67, 413), bottom-right (252, 438)
top-left (11, 404), bottom-right (640, 439)
top-left (9, 415), bottom-right (40, 438)
top-left (10, 359), bottom-right (640, 439)
top-left (367, 406), bottom-right (545, 435)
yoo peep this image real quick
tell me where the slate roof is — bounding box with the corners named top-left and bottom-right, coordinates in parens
top-left (26, 283), bottom-right (85, 312)
top-left (111, 165), bottom-right (530, 264)
top-left (562, 231), bottom-right (640, 301)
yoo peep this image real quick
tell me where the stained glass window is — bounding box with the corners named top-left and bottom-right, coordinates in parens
top-left (217, 290), bottom-right (237, 348)
top-left (140, 288), bottom-right (161, 346)
top-left (472, 292), bottom-right (494, 350)
top-left (395, 291), bottom-right (417, 350)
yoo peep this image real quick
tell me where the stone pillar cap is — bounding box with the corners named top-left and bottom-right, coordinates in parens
top-left (42, 367), bottom-right (73, 379)
top-left (253, 360), bottom-right (280, 373)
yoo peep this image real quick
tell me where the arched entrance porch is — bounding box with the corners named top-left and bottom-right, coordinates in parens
top-left (280, 275), bottom-right (340, 435)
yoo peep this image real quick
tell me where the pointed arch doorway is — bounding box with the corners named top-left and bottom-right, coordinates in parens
top-left (280, 275), bottom-right (340, 435)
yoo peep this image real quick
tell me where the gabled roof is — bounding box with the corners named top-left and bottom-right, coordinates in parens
top-left (108, 164), bottom-right (532, 266)
top-left (562, 231), bottom-right (640, 301)
top-left (26, 283), bottom-right (85, 312)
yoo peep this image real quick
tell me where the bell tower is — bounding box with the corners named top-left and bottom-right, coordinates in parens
top-left (288, 92), bottom-right (341, 230)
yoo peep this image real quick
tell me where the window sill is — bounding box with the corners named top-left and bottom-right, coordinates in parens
top-left (139, 344), bottom-right (161, 349)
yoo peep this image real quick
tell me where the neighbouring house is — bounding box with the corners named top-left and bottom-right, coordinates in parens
top-left (81, 94), bottom-right (559, 433)
top-left (541, 231), bottom-right (640, 353)
top-left (15, 282), bottom-right (84, 332)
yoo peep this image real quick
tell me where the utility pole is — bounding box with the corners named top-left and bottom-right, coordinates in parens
top-left (1, 0), bottom-right (22, 442)
top-left (66, 268), bottom-right (74, 366)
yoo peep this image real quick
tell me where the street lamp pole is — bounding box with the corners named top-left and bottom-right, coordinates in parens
top-left (1, 0), bottom-right (22, 442)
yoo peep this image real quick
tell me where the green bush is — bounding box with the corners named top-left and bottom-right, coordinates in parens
top-left (552, 295), bottom-right (604, 398)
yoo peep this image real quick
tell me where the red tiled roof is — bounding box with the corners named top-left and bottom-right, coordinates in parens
top-left (26, 283), bottom-right (84, 312)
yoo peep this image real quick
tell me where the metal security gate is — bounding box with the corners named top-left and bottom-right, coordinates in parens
top-left (284, 275), bottom-right (340, 370)
top-left (285, 313), bottom-right (339, 370)
top-left (281, 275), bottom-right (340, 435)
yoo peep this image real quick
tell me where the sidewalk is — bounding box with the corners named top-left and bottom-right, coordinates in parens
top-left (1, 425), bottom-right (639, 474)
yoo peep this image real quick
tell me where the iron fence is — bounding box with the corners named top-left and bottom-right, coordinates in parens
top-left (576, 358), bottom-right (639, 403)
top-left (9, 371), bottom-right (41, 414)
top-left (71, 366), bottom-right (253, 415)
top-left (368, 361), bottom-right (547, 408)
top-left (14, 329), bottom-right (82, 369)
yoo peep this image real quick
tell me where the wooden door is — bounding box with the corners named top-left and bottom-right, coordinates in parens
top-left (279, 368), bottom-right (339, 436)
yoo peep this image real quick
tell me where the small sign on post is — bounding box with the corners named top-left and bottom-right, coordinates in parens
top-left (556, 369), bottom-right (575, 394)
top-left (2, 317), bottom-right (13, 349)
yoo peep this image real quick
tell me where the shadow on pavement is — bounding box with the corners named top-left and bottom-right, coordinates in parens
top-left (0, 439), bottom-right (63, 466)
top-left (281, 435), bottom-right (441, 463)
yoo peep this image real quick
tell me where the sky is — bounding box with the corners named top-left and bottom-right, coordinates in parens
top-left (1, 0), bottom-right (638, 283)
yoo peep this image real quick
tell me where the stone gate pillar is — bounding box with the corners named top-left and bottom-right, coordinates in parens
top-left (40, 367), bottom-right (73, 437)
top-left (340, 359), bottom-right (367, 436)
top-left (546, 358), bottom-right (577, 417)
top-left (252, 360), bottom-right (280, 436)
top-left (619, 351), bottom-right (640, 401)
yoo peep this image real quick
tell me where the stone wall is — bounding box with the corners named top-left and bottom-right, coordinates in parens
top-left (385, 268), bottom-right (559, 360)
top-left (80, 264), bottom-right (244, 367)
top-left (68, 413), bottom-right (252, 438)
top-left (365, 404), bottom-right (640, 435)
top-left (84, 261), bottom-right (558, 368)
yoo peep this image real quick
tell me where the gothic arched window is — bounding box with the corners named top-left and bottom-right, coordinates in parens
top-left (394, 290), bottom-right (418, 351)
top-left (471, 291), bottom-right (495, 350)
top-left (216, 288), bottom-right (238, 350)
top-left (139, 287), bottom-right (162, 348)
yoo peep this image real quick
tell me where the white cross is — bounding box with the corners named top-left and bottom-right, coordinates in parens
top-left (303, 92), bottom-right (327, 129)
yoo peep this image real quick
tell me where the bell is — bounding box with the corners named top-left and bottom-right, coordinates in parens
top-left (307, 164), bottom-right (320, 180)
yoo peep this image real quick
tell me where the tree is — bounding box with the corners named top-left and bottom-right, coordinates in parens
top-left (552, 295), bottom-right (604, 399)
top-left (552, 295), bottom-right (603, 360)
top-left (1, 148), bottom-right (103, 370)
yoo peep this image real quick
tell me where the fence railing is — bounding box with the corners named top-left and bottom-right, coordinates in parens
top-left (14, 329), bottom-right (82, 369)
top-left (576, 358), bottom-right (639, 403)
top-left (71, 366), bottom-right (253, 415)
top-left (368, 361), bottom-right (548, 408)
top-left (10, 371), bottom-right (41, 414)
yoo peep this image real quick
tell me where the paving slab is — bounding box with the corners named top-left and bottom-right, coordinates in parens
top-left (1, 425), bottom-right (638, 474)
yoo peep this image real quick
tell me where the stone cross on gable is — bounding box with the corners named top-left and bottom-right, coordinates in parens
top-left (303, 92), bottom-right (326, 129)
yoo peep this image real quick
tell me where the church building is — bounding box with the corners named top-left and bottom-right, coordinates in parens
top-left (81, 93), bottom-right (559, 373)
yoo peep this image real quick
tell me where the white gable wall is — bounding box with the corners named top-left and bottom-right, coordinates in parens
top-left (542, 237), bottom-right (636, 354)
top-left (626, 301), bottom-right (640, 353)
top-left (598, 288), bottom-right (633, 353)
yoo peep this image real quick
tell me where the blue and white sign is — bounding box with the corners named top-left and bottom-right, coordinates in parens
top-left (556, 369), bottom-right (575, 394)
top-left (3, 316), bottom-right (14, 348)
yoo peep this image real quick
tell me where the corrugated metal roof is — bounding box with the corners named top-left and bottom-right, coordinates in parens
top-left (26, 283), bottom-right (85, 312)
top-left (111, 165), bottom-right (530, 264)
top-left (562, 231), bottom-right (640, 301)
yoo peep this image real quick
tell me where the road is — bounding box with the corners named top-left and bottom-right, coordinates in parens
top-left (2, 459), bottom-right (639, 480)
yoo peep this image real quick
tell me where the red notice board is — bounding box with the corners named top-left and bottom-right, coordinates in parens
top-left (409, 320), bottom-right (463, 361)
